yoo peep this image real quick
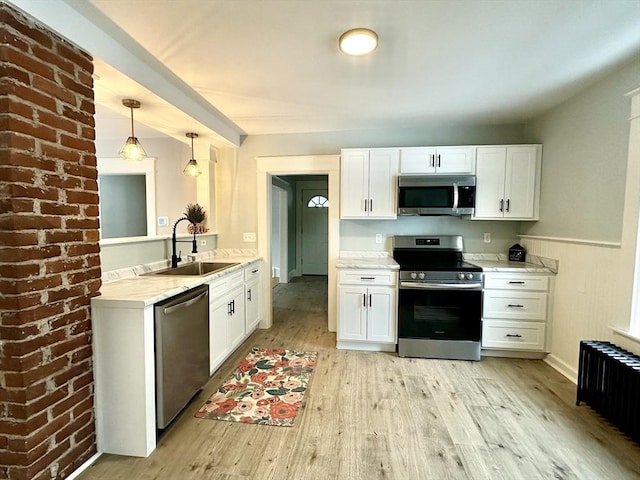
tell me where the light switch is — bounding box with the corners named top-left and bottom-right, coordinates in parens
top-left (243, 232), bottom-right (257, 242)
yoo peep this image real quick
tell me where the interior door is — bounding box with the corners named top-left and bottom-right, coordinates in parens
top-left (301, 187), bottom-right (328, 275)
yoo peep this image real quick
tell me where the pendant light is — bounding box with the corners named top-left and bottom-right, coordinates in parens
top-left (119, 98), bottom-right (147, 162)
top-left (339, 28), bottom-right (378, 56)
top-left (183, 132), bottom-right (202, 177)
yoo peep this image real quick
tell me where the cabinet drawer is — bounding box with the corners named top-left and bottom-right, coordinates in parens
top-left (483, 291), bottom-right (547, 320)
top-left (482, 320), bottom-right (546, 351)
top-left (245, 262), bottom-right (261, 282)
top-left (483, 273), bottom-right (549, 291)
top-left (339, 269), bottom-right (397, 286)
top-left (227, 270), bottom-right (244, 290)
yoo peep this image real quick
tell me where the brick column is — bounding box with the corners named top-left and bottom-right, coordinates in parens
top-left (0, 4), bottom-right (101, 479)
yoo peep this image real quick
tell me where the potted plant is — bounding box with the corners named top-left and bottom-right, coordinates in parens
top-left (184, 203), bottom-right (208, 234)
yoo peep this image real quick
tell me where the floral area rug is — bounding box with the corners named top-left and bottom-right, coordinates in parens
top-left (195, 347), bottom-right (317, 427)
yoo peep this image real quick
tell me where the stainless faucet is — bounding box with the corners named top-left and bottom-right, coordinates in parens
top-left (171, 217), bottom-right (198, 268)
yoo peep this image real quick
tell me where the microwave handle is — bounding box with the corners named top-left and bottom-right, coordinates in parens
top-left (452, 183), bottom-right (459, 210)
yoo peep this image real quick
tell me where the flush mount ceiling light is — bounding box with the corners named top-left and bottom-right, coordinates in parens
top-left (339, 28), bottom-right (378, 56)
top-left (119, 98), bottom-right (147, 162)
top-left (183, 132), bottom-right (202, 177)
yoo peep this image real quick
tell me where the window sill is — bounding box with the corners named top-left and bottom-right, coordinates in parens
top-left (611, 327), bottom-right (640, 345)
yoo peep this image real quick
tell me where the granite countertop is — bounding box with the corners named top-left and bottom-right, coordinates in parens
top-left (464, 253), bottom-right (558, 274)
top-left (337, 251), bottom-right (399, 270)
top-left (466, 259), bottom-right (553, 273)
top-left (94, 252), bottom-right (260, 307)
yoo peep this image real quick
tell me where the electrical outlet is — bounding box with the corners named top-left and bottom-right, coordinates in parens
top-left (243, 232), bottom-right (257, 242)
top-left (375, 234), bottom-right (383, 244)
top-left (483, 232), bottom-right (491, 243)
top-left (157, 216), bottom-right (169, 227)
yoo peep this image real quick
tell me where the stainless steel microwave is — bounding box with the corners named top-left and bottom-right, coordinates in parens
top-left (397, 175), bottom-right (476, 216)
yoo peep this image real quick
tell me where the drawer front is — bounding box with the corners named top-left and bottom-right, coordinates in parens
top-left (339, 270), bottom-right (397, 286)
top-left (483, 273), bottom-right (549, 292)
top-left (245, 263), bottom-right (261, 282)
top-left (482, 320), bottom-right (546, 351)
top-left (483, 291), bottom-right (547, 320)
top-left (227, 270), bottom-right (245, 290)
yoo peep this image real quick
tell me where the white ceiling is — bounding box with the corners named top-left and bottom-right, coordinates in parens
top-left (79, 0), bottom-right (640, 143)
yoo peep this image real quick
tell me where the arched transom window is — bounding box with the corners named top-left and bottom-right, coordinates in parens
top-left (307, 195), bottom-right (329, 208)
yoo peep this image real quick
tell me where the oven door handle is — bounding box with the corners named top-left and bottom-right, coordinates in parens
top-left (400, 281), bottom-right (482, 290)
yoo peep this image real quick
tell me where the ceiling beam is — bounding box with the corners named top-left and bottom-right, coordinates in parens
top-left (8, 0), bottom-right (246, 147)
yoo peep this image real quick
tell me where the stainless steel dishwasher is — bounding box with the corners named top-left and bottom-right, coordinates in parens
top-left (154, 284), bottom-right (209, 429)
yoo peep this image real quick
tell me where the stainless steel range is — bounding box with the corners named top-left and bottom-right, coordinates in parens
top-left (393, 235), bottom-right (482, 361)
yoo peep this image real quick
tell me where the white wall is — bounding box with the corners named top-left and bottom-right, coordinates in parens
top-left (522, 59), bottom-right (640, 243)
top-left (520, 58), bottom-right (640, 379)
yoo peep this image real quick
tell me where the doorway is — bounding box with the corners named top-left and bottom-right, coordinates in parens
top-left (256, 155), bottom-right (340, 332)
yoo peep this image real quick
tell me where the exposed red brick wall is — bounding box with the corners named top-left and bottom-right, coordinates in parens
top-left (0, 4), bottom-right (101, 479)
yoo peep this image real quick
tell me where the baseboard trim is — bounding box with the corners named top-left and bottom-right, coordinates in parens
top-left (67, 451), bottom-right (102, 480)
top-left (544, 353), bottom-right (578, 384)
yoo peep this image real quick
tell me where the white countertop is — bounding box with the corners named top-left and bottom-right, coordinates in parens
top-left (337, 252), bottom-right (399, 270)
top-left (93, 256), bottom-right (260, 308)
top-left (466, 259), bottom-right (554, 273)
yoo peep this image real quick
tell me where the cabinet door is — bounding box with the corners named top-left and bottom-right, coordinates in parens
top-left (367, 286), bottom-right (397, 343)
top-left (473, 147), bottom-right (506, 219)
top-left (341, 150), bottom-right (370, 218)
top-left (245, 278), bottom-right (261, 333)
top-left (210, 299), bottom-right (229, 374)
top-left (436, 147), bottom-right (475, 174)
top-left (504, 146), bottom-right (538, 219)
top-left (338, 286), bottom-right (368, 341)
top-left (227, 287), bottom-right (246, 350)
top-left (399, 147), bottom-right (436, 174)
top-left (367, 149), bottom-right (399, 219)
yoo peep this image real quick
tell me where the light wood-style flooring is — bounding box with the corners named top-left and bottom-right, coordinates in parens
top-left (81, 276), bottom-right (640, 479)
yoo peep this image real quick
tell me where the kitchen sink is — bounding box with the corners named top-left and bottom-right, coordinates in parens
top-left (144, 262), bottom-right (240, 277)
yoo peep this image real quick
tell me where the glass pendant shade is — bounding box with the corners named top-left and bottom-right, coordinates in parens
top-left (183, 132), bottom-right (202, 177)
top-left (119, 136), bottom-right (147, 162)
top-left (119, 99), bottom-right (147, 161)
top-left (183, 159), bottom-right (201, 176)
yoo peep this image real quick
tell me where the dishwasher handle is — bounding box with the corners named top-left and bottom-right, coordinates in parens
top-left (163, 291), bottom-right (208, 315)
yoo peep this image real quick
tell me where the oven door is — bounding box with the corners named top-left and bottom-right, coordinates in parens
top-left (398, 282), bottom-right (482, 341)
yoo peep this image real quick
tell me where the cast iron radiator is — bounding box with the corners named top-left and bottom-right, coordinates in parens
top-left (576, 340), bottom-right (640, 444)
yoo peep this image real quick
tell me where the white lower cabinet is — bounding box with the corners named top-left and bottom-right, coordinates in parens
top-left (92, 258), bottom-right (264, 458)
top-left (208, 269), bottom-right (246, 374)
top-left (244, 262), bottom-right (262, 333)
top-left (482, 272), bottom-right (553, 355)
top-left (337, 269), bottom-right (397, 351)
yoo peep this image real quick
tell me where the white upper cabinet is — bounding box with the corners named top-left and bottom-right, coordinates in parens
top-left (473, 145), bottom-right (541, 220)
top-left (341, 148), bottom-right (399, 219)
top-left (399, 146), bottom-right (475, 174)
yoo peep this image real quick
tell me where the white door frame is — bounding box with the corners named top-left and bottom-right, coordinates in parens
top-left (296, 180), bottom-right (328, 275)
top-left (257, 155), bottom-right (340, 332)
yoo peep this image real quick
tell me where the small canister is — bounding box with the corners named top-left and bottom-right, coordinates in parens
top-left (508, 243), bottom-right (526, 262)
